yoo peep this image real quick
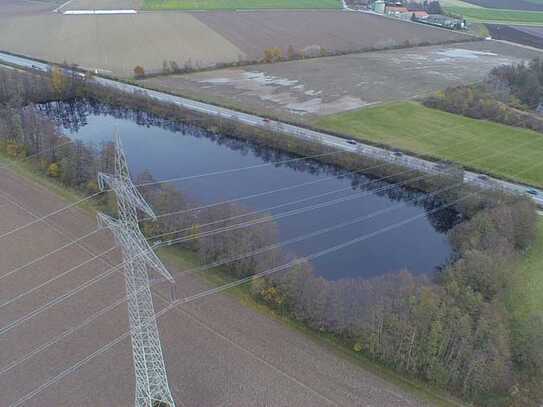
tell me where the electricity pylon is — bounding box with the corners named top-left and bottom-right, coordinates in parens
top-left (97, 134), bottom-right (176, 407)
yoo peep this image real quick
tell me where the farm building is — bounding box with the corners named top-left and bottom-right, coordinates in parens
top-left (372, 0), bottom-right (386, 13)
top-left (398, 10), bottom-right (429, 20)
top-left (386, 5), bottom-right (409, 16)
top-left (419, 14), bottom-right (465, 30)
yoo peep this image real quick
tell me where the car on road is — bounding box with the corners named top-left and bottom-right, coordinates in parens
top-left (477, 175), bottom-right (489, 181)
top-left (346, 139), bottom-right (357, 145)
top-left (526, 188), bottom-right (539, 196)
top-left (392, 151), bottom-right (403, 157)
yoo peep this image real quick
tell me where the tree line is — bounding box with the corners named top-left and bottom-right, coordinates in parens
top-left (424, 59), bottom-right (543, 134)
top-left (135, 166), bottom-right (541, 405)
top-left (251, 193), bottom-right (540, 405)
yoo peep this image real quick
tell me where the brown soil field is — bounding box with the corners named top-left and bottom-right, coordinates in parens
top-left (515, 24), bottom-right (543, 38)
top-left (192, 10), bottom-right (472, 61)
top-left (0, 10), bottom-right (473, 78)
top-left (0, 12), bottom-right (244, 77)
top-left (461, 0), bottom-right (543, 11)
top-left (0, 164), bottom-right (432, 406)
top-left (488, 24), bottom-right (543, 49)
top-left (143, 40), bottom-right (542, 121)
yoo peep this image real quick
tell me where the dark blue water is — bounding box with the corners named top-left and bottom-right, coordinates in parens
top-left (40, 101), bottom-right (453, 280)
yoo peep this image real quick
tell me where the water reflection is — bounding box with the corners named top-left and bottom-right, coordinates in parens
top-left (38, 100), bottom-right (455, 280)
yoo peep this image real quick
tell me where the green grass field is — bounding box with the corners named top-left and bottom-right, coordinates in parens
top-left (508, 218), bottom-right (543, 324)
top-left (507, 217), bottom-right (543, 384)
top-left (445, 6), bottom-right (543, 25)
top-left (313, 102), bottom-right (543, 188)
top-left (143, 0), bottom-right (341, 10)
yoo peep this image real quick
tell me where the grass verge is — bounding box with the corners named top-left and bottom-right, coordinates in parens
top-left (313, 101), bottom-right (543, 188)
top-left (445, 6), bottom-right (543, 25)
top-left (158, 245), bottom-right (466, 407)
top-left (507, 217), bottom-right (543, 328)
top-left (143, 0), bottom-right (341, 10)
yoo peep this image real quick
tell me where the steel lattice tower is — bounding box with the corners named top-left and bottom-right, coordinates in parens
top-left (97, 134), bottom-right (176, 407)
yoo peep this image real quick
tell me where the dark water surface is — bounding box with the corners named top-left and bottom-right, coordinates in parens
top-left (39, 100), bottom-right (454, 280)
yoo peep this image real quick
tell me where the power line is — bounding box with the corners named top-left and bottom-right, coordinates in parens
top-left (1, 132), bottom-right (539, 321)
top-left (0, 114), bottom-right (526, 245)
top-left (0, 159), bottom-right (392, 283)
top-left (2, 142), bottom-right (539, 406)
top-left (0, 169), bottom-right (429, 334)
top-left (0, 149), bottom-right (345, 241)
top-left (0, 118), bottom-right (527, 280)
top-left (2, 181), bottom-right (457, 376)
top-left (5, 182), bottom-right (489, 407)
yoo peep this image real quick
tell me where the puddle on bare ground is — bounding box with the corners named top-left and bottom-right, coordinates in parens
top-left (197, 69), bottom-right (367, 115)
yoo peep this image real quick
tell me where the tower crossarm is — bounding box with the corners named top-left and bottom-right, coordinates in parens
top-left (98, 172), bottom-right (157, 221)
top-left (97, 212), bottom-right (175, 283)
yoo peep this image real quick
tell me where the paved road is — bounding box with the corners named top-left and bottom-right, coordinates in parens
top-left (1, 50), bottom-right (541, 207)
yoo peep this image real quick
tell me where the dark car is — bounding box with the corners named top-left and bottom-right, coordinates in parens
top-left (392, 151), bottom-right (402, 157)
top-left (526, 188), bottom-right (539, 196)
top-left (346, 139), bottom-right (357, 145)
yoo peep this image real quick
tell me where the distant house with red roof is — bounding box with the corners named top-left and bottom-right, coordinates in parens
top-left (411, 10), bottom-right (429, 18)
top-left (385, 5), bottom-right (408, 16)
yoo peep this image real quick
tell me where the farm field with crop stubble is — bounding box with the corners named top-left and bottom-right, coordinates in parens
top-left (487, 24), bottom-right (543, 48)
top-left (142, 40), bottom-right (538, 120)
top-left (192, 10), bottom-right (471, 61)
top-left (0, 12), bottom-right (244, 77)
top-left (459, 0), bottom-right (543, 11)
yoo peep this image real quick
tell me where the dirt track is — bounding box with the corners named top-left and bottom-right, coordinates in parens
top-left (0, 164), bottom-right (432, 406)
